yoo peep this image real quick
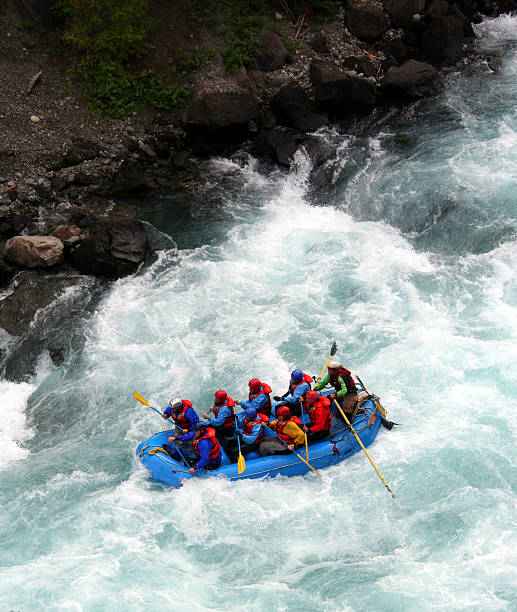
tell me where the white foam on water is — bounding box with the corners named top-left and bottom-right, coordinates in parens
top-left (0, 380), bottom-right (35, 468)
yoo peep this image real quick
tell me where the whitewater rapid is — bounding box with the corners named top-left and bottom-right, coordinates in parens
top-left (1, 13), bottom-right (517, 611)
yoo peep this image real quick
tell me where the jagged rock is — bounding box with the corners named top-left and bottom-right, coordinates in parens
top-left (49, 137), bottom-right (99, 171)
top-left (8, 188), bottom-right (18, 202)
top-left (381, 59), bottom-right (439, 99)
top-left (421, 15), bottom-right (464, 65)
top-left (0, 213), bottom-right (31, 238)
top-left (384, 38), bottom-right (409, 64)
top-left (4, 235), bottom-right (64, 268)
top-left (51, 225), bottom-right (81, 243)
top-left (310, 32), bottom-right (331, 55)
top-left (310, 61), bottom-right (377, 116)
top-left (249, 30), bottom-right (288, 71)
top-left (342, 55), bottom-right (378, 78)
top-left (0, 259), bottom-right (15, 288)
top-left (383, 0), bottom-right (425, 28)
top-left (254, 127), bottom-right (303, 166)
top-left (186, 82), bottom-right (259, 129)
top-left (110, 160), bottom-right (148, 196)
top-left (68, 217), bottom-right (152, 278)
top-left (271, 84), bottom-right (328, 132)
top-left (185, 82), bottom-right (259, 155)
top-left (346, 2), bottom-right (390, 41)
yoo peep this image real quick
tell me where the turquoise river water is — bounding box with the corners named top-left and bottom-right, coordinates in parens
top-left (1, 13), bottom-right (517, 611)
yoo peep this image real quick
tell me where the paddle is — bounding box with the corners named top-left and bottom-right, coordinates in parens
top-left (234, 416), bottom-right (246, 474)
top-left (356, 374), bottom-right (387, 418)
top-left (133, 391), bottom-right (189, 467)
top-left (314, 341), bottom-right (337, 386)
top-left (299, 398), bottom-right (310, 460)
top-left (263, 424), bottom-right (322, 477)
top-left (332, 398), bottom-right (394, 497)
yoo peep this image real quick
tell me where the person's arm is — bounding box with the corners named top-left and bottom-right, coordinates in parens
top-left (241, 421), bottom-right (261, 444)
top-left (283, 421), bottom-right (306, 446)
top-left (185, 407), bottom-right (199, 429)
top-left (207, 405), bottom-right (230, 428)
top-left (335, 375), bottom-right (349, 399)
top-left (162, 406), bottom-right (172, 418)
top-left (194, 439), bottom-right (211, 469)
top-left (177, 430), bottom-right (195, 442)
top-left (314, 373), bottom-right (330, 391)
top-left (241, 393), bottom-right (268, 412)
top-left (285, 382), bottom-right (309, 405)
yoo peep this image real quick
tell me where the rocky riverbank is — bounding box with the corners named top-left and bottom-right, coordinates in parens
top-left (0, 0), bottom-right (515, 357)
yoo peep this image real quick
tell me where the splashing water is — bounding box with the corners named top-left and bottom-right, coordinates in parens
top-left (1, 14), bottom-right (517, 611)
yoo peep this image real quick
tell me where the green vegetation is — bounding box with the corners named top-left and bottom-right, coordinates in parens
top-left (56, 0), bottom-right (188, 118)
top-left (222, 0), bottom-right (268, 72)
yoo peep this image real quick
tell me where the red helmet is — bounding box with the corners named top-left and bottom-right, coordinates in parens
top-left (214, 390), bottom-right (227, 404)
top-left (276, 405), bottom-right (290, 419)
top-left (248, 378), bottom-right (261, 391)
top-left (305, 390), bottom-right (318, 401)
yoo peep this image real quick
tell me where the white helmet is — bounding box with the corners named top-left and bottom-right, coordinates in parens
top-left (169, 398), bottom-right (182, 410)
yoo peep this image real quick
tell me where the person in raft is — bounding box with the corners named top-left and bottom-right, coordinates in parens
top-left (162, 397), bottom-right (199, 453)
top-left (203, 389), bottom-right (235, 446)
top-left (273, 369), bottom-right (313, 416)
top-left (164, 422), bottom-right (222, 472)
top-left (301, 390), bottom-right (332, 442)
top-left (314, 361), bottom-right (359, 422)
top-left (226, 406), bottom-right (268, 462)
top-left (237, 378), bottom-right (273, 417)
top-left (258, 405), bottom-right (306, 456)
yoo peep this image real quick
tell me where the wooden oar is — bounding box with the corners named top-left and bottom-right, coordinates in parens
top-left (356, 374), bottom-right (387, 417)
top-left (264, 425), bottom-right (321, 477)
top-left (314, 341), bottom-right (337, 386)
top-left (234, 416), bottom-right (246, 474)
top-left (332, 398), bottom-right (394, 497)
top-left (133, 391), bottom-right (189, 467)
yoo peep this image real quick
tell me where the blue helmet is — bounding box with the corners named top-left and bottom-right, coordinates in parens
top-left (244, 407), bottom-right (257, 419)
top-left (290, 369), bottom-right (303, 382)
top-left (194, 421), bottom-right (208, 432)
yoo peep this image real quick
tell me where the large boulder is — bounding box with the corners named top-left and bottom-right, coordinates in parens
top-left (4, 235), bottom-right (64, 268)
top-left (249, 30), bottom-right (289, 71)
top-left (346, 2), bottom-right (390, 41)
top-left (381, 59), bottom-right (439, 99)
top-left (68, 218), bottom-right (151, 278)
top-left (49, 137), bottom-right (99, 171)
top-left (111, 160), bottom-right (149, 196)
top-left (186, 82), bottom-right (258, 129)
top-left (383, 0), bottom-right (425, 28)
top-left (420, 15), bottom-right (465, 65)
top-left (310, 61), bottom-right (377, 116)
top-left (271, 84), bottom-right (328, 132)
top-left (185, 82), bottom-right (259, 155)
top-left (254, 127), bottom-right (304, 166)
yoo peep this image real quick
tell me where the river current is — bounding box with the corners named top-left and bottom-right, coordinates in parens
top-left (1, 14), bottom-right (517, 611)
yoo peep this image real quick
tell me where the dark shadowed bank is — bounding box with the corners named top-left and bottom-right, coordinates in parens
top-left (0, 0), bottom-right (515, 378)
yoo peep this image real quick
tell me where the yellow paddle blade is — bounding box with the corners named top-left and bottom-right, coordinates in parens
top-left (134, 391), bottom-right (151, 407)
top-left (237, 452), bottom-right (246, 475)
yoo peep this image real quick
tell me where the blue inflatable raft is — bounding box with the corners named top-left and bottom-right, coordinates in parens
top-left (135, 391), bottom-right (384, 488)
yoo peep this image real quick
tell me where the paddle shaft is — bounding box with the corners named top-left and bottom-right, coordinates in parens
top-left (264, 425), bottom-right (321, 477)
top-left (234, 416), bottom-right (246, 474)
top-left (333, 399), bottom-right (394, 497)
top-left (356, 374), bottom-right (387, 417)
top-left (299, 400), bottom-right (310, 460)
top-left (314, 341), bottom-right (338, 386)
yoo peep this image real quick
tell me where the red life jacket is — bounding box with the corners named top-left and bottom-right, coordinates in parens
top-left (330, 367), bottom-right (357, 394)
top-left (213, 397), bottom-right (235, 429)
top-left (289, 373), bottom-right (313, 395)
top-left (172, 399), bottom-right (194, 429)
top-left (306, 396), bottom-right (332, 433)
top-left (192, 427), bottom-right (221, 462)
top-left (276, 418), bottom-right (300, 444)
top-left (249, 382), bottom-right (272, 415)
top-left (242, 413), bottom-right (268, 444)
